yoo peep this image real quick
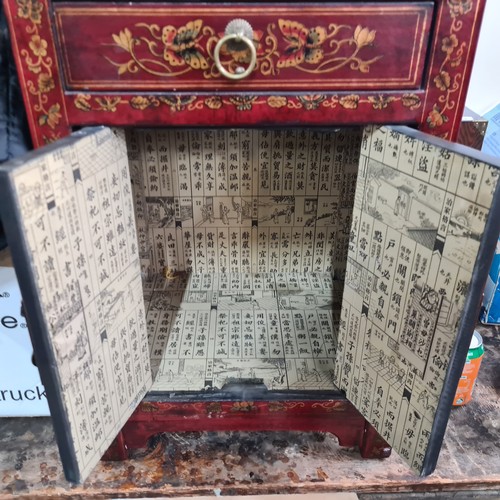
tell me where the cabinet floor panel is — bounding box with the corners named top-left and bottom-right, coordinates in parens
top-left (145, 272), bottom-right (343, 392)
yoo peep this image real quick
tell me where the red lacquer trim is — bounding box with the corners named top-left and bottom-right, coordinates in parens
top-left (419, 0), bottom-right (486, 140)
top-left (4, 0), bottom-right (71, 147)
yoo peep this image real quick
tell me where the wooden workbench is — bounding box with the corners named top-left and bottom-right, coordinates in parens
top-left (0, 321), bottom-right (499, 499)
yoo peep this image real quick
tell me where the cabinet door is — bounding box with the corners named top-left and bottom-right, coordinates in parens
top-left (335, 125), bottom-right (500, 475)
top-left (0, 127), bottom-right (152, 483)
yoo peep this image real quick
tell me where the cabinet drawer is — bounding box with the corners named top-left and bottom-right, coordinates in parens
top-left (54, 2), bottom-right (433, 92)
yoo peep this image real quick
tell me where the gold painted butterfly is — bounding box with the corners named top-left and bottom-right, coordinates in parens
top-left (297, 95), bottom-right (326, 110)
top-left (277, 19), bottom-right (326, 68)
top-left (162, 19), bottom-right (209, 70)
top-left (158, 95), bottom-right (197, 112)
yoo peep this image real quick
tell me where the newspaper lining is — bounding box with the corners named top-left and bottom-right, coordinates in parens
top-left (127, 128), bottom-right (361, 278)
top-left (3, 128), bottom-right (151, 481)
top-left (146, 272), bottom-right (343, 391)
top-left (335, 125), bottom-right (499, 473)
top-left (128, 128), bottom-right (361, 392)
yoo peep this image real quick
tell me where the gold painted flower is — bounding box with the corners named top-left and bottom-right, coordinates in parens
top-left (204, 96), bottom-right (223, 110)
top-left (441, 34), bottom-right (458, 55)
top-left (28, 63), bottom-right (41, 74)
top-left (37, 73), bottom-right (54, 93)
top-left (353, 25), bottom-right (376, 49)
top-left (268, 402), bottom-right (286, 412)
top-left (267, 96), bottom-right (287, 108)
top-left (231, 401), bottom-right (256, 412)
top-left (112, 28), bottom-right (133, 52)
top-left (140, 402), bottom-right (159, 413)
top-left (17, 0), bottom-right (43, 24)
top-left (47, 104), bottom-right (61, 128)
top-left (206, 402), bottom-right (222, 414)
top-left (434, 71), bottom-right (451, 91)
top-left (29, 35), bottom-right (48, 57)
top-left (74, 94), bottom-right (92, 112)
top-left (427, 105), bottom-right (448, 128)
top-left (42, 133), bottom-right (61, 144)
top-left (448, 0), bottom-right (473, 18)
top-left (401, 93), bottom-right (421, 110)
top-left (339, 94), bottom-right (360, 110)
top-left (130, 96), bottom-right (155, 110)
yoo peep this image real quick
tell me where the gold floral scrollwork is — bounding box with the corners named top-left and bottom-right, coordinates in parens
top-left (23, 30), bottom-right (60, 127)
top-left (37, 72), bottom-right (54, 93)
top-left (401, 93), bottom-right (421, 110)
top-left (206, 402), bottom-right (223, 414)
top-left (107, 19), bottom-right (382, 79)
top-left (107, 20), bottom-right (214, 77)
top-left (284, 402), bottom-right (305, 410)
top-left (130, 96), bottom-right (160, 110)
top-left (204, 96), bottom-right (223, 109)
top-left (337, 93), bottom-right (420, 111)
top-left (74, 94), bottom-right (92, 112)
top-left (230, 401), bottom-right (257, 412)
top-left (339, 94), bottom-right (360, 109)
top-left (268, 402), bottom-right (287, 412)
top-left (17, 0), bottom-right (64, 141)
top-left (73, 94), bottom-right (201, 113)
top-left (267, 401), bottom-right (306, 411)
top-left (267, 96), bottom-right (288, 108)
top-left (17, 0), bottom-right (42, 24)
top-left (447, 0), bottom-right (473, 18)
top-left (427, 105), bottom-right (448, 129)
top-left (139, 402), bottom-right (160, 413)
top-left (73, 92), bottom-right (420, 115)
top-left (311, 401), bottom-right (347, 412)
top-left (276, 21), bottom-right (382, 74)
top-left (426, 1), bottom-right (471, 135)
top-left (38, 103), bottom-right (61, 128)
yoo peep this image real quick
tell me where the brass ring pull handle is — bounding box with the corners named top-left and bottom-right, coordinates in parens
top-left (214, 19), bottom-right (257, 80)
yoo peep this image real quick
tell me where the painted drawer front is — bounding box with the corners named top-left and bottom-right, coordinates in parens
top-left (54, 2), bottom-right (433, 91)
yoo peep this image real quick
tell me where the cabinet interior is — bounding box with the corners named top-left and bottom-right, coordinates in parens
top-left (126, 127), bottom-right (362, 393)
top-left (4, 121), bottom-right (498, 480)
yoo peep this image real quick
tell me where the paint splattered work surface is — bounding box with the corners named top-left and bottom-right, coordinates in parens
top-left (0, 316), bottom-right (498, 498)
top-left (146, 272), bottom-right (343, 392)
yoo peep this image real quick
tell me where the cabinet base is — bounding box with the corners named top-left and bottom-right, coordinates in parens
top-left (103, 399), bottom-right (391, 461)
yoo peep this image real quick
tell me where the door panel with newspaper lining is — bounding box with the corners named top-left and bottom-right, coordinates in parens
top-left (335, 125), bottom-right (500, 475)
top-left (0, 127), bottom-right (152, 483)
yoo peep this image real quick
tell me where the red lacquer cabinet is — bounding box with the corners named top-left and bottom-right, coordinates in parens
top-left (2, 0), bottom-right (497, 485)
